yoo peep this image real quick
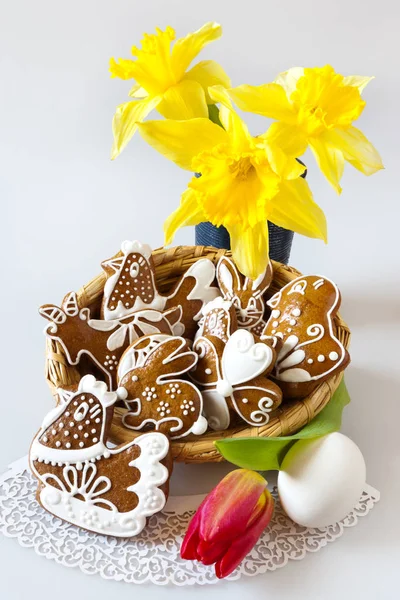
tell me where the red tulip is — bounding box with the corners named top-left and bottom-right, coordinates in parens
top-left (181, 469), bottom-right (274, 578)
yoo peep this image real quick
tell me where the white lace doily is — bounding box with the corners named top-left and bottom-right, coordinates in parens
top-left (0, 456), bottom-right (379, 586)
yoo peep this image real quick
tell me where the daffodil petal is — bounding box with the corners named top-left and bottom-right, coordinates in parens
top-left (171, 22), bottom-right (222, 78)
top-left (227, 84), bottom-right (296, 121)
top-left (228, 221), bottom-right (270, 280)
top-left (185, 60), bottom-right (231, 103)
top-left (342, 75), bottom-right (374, 93)
top-left (164, 188), bottom-right (206, 244)
top-left (157, 79), bottom-right (208, 119)
top-left (111, 95), bottom-right (161, 159)
top-left (269, 178), bottom-right (328, 242)
top-left (264, 144), bottom-right (306, 179)
top-left (138, 117), bottom-right (228, 170)
top-left (260, 122), bottom-right (308, 157)
top-left (128, 83), bottom-right (148, 98)
top-left (274, 67), bottom-right (304, 96)
top-left (209, 85), bottom-right (251, 150)
top-left (309, 136), bottom-right (345, 194)
top-left (326, 126), bottom-right (384, 176)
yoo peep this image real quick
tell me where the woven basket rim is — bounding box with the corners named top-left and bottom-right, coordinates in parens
top-left (43, 244), bottom-right (351, 464)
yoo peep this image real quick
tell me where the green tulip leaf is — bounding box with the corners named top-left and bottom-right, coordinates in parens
top-left (214, 379), bottom-right (351, 471)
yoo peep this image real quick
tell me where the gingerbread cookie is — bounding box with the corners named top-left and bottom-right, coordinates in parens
top-left (101, 240), bottom-right (220, 338)
top-left (262, 275), bottom-right (350, 398)
top-left (117, 335), bottom-right (208, 439)
top-left (191, 302), bottom-right (282, 430)
top-left (39, 291), bottom-right (179, 390)
top-left (196, 297), bottom-right (238, 342)
top-left (216, 256), bottom-right (273, 337)
top-left (29, 375), bottom-right (172, 537)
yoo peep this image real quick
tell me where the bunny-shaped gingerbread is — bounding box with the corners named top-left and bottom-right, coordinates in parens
top-left (262, 275), bottom-right (350, 398)
top-left (29, 375), bottom-right (172, 537)
top-left (117, 335), bottom-right (208, 439)
top-left (216, 256), bottom-right (273, 337)
top-left (190, 298), bottom-right (282, 430)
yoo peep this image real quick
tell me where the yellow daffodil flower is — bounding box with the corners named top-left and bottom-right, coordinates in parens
top-left (227, 65), bottom-right (383, 193)
top-left (138, 86), bottom-right (327, 279)
top-left (110, 22), bottom-right (230, 159)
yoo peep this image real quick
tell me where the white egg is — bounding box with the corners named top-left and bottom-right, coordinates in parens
top-left (278, 432), bottom-right (366, 528)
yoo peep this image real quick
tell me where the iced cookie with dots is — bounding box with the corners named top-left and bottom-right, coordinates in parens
top-left (39, 291), bottom-right (178, 390)
top-left (29, 375), bottom-right (172, 537)
top-left (101, 240), bottom-right (220, 338)
top-left (262, 275), bottom-right (350, 398)
top-left (117, 335), bottom-right (208, 439)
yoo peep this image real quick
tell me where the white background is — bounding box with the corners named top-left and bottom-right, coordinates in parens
top-left (1, 0), bottom-right (399, 597)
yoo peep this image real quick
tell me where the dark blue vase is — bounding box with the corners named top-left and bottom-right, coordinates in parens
top-left (195, 221), bottom-right (294, 265)
top-left (194, 161), bottom-right (306, 265)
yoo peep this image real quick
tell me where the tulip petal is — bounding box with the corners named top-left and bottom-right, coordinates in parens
top-left (164, 187), bottom-right (206, 244)
top-left (185, 60), bottom-right (231, 103)
top-left (309, 135), bottom-right (345, 193)
top-left (171, 22), bottom-right (222, 78)
top-left (196, 538), bottom-right (229, 565)
top-left (198, 470), bottom-right (268, 543)
top-left (111, 95), bottom-right (161, 159)
top-left (269, 178), bottom-right (328, 243)
top-left (138, 117), bottom-right (228, 170)
top-left (157, 79), bottom-right (208, 119)
top-left (326, 126), bottom-right (384, 176)
top-left (215, 489), bottom-right (274, 578)
top-left (180, 505), bottom-right (202, 560)
top-left (229, 222), bottom-right (270, 281)
top-left (228, 83), bottom-right (296, 121)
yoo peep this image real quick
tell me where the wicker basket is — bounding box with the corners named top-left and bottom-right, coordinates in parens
top-left (44, 245), bottom-right (351, 464)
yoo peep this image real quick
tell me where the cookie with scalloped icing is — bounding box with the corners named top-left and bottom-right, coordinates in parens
top-left (262, 275), bottom-right (350, 398)
top-left (29, 375), bottom-right (172, 537)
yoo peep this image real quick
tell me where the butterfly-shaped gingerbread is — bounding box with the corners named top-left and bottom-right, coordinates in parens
top-left (29, 375), bottom-right (172, 537)
top-left (262, 275), bottom-right (350, 398)
top-left (190, 298), bottom-right (282, 430)
top-left (216, 256), bottom-right (273, 337)
top-left (117, 335), bottom-right (208, 439)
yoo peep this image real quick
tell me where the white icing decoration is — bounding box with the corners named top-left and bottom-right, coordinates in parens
top-left (201, 389), bottom-right (231, 431)
top-left (222, 330), bottom-right (274, 387)
top-left (329, 351), bottom-right (339, 361)
top-left (318, 355), bottom-right (325, 362)
top-left (271, 309), bottom-right (280, 318)
top-left (33, 431), bottom-right (170, 537)
top-left (279, 349), bottom-right (306, 370)
top-left (292, 308), bottom-right (301, 317)
top-left (278, 368), bottom-right (311, 383)
top-left (202, 296), bottom-right (233, 317)
top-left (190, 415), bottom-right (208, 435)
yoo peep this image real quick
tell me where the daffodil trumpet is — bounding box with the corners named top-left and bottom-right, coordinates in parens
top-left (138, 85), bottom-right (327, 280)
top-left (110, 22), bottom-right (230, 159)
top-left (227, 65), bottom-right (383, 193)
top-left (181, 469), bottom-right (274, 578)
